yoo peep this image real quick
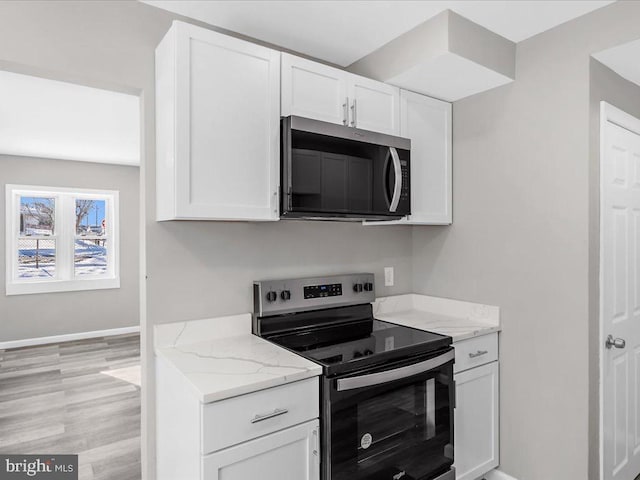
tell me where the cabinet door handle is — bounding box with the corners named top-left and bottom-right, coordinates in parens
top-left (342, 97), bottom-right (349, 126)
top-left (250, 407), bottom-right (289, 423)
top-left (312, 428), bottom-right (319, 456)
top-left (469, 350), bottom-right (489, 359)
top-left (350, 99), bottom-right (357, 127)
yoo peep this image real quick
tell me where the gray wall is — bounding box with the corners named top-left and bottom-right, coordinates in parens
top-left (412, 3), bottom-right (640, 479)
top-left (0, 156), bottom-right (140, 342)
top-left (587, 59), bottom-right (640, 479)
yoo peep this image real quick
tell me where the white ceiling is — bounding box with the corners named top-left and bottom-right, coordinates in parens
top-left (144, 0), bottom-right (614, 66)
top-left (593, 39), bottom-right (640, 88)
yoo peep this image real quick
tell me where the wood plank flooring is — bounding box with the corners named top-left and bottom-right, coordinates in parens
top-left (0, 333), bottom-right (141, 480)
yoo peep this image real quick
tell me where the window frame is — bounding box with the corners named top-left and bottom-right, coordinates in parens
top-left (6, 184), bottom-right (120, 295)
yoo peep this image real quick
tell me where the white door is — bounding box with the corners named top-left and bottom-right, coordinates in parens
top-left (202, 420), bottom-right (319, 480)
top-left (349, 74), bottom-right (400, 135)
top-left (601, 103), bottom-right (640, 480)
top-left (281, 53), bottom-right (348, 126)
top-left (454, 362), bottom-right (499, 480)
top-left (173, 22), bottom-right (280, 221)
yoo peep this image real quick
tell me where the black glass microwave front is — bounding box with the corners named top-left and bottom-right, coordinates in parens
top-left (281, 116), bottom-right (411, 220)
top-left (322, 348), bottom-right (455, 480)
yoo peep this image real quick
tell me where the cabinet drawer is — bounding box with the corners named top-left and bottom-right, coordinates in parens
top-left (202, 377), bottom-right (319, 454)
top-left (454, 333), bottom-right (498, 373)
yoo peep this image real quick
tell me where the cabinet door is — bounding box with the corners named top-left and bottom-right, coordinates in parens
top-left (157, 21), bottom-right (280, 221)
top-left (202, 420), bottom-right (320, 480)
top-left (281, 53), bottom-right (348, 126)
top-left (454, 361), bottom-right (499, 480)
top-left (401, 90), bottom-right (452, 224)
top-left (349, 74), bottom-right (400, 135)
top-left (363, 90), bottom-right (451, 226)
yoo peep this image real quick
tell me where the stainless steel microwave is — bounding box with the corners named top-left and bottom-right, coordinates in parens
top-left (280, 116), bottom-right (411, 221)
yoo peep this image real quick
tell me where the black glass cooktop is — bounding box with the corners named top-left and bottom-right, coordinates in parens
top-left (261, 304), bottom-right (451, 376)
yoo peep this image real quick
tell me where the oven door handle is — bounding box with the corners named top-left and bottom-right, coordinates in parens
top-left (336, 349), bottom-right (454, 391)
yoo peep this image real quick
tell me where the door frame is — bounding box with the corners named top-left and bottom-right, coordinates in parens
top-left (599, 101), bottom-right (640, 480)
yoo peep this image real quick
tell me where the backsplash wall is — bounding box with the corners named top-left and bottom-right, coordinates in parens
top-left (146, 220), bottom-right (413, 324)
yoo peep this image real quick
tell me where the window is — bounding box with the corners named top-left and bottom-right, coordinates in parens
top-left (6, 185), bottom-right (119, 295)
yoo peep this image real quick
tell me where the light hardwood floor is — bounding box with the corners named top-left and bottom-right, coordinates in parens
top-left (0, 333), bottom-right (141, 480)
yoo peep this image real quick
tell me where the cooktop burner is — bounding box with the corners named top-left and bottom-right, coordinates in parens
top-left (262, 306), bottom-right (451, 376)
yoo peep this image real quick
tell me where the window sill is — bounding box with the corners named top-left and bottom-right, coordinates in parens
top-left (6, 277), bottom-right (120, 296)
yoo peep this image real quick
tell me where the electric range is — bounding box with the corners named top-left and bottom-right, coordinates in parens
top-left (253, 273), bottom-right (456, 480)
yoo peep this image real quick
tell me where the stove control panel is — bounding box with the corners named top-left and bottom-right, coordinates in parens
top-left (304, 283), bottom-right (342, 299)
top-left (253, 273), bottom-right (375, 317)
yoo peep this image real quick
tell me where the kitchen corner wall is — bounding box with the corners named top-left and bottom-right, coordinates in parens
top-left (0, 156), bottom-right (139, 342)
top-left (412, 2), bottom-right (640, 480)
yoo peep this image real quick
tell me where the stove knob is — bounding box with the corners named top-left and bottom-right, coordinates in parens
top-left (353, 351), bottom-right (363, 358)
top-left (266, 291), bottom-right (278, 302)
top-left (353, 283), bottom-right (363, 293)
top-left (364, 282), bottom-right (373, 292)
top-left (281, 290), bottom-right (291, 301)
top-left (364, 349), bottom-right (374, 356)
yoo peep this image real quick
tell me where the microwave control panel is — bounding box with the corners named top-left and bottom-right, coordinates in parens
top-left (401, 160), bottom-right (409, 202)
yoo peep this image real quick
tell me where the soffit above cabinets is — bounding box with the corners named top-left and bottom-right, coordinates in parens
top-left (348, 10), bottom-right (515, 102)
top-left (0, 70), bottom-right (140, 166)
top-left (593, 39), bottom-right (640, 88)
top-left (142, 1), bottom-right (614, 67)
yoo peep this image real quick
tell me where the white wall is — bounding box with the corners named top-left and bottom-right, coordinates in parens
top-left (412, 3), bottom-right (640, 479)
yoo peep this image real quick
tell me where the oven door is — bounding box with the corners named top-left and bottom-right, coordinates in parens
top-left (323, 348), bottom-right (455, 480)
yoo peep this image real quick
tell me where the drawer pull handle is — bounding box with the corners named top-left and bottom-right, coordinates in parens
top-left (469, 350), bottom-right (489, 359)
top-left (250, 408), bottom-right (289, 424)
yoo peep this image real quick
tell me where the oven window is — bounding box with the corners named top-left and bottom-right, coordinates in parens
top-left (331, 370), bottom-right (453, 480)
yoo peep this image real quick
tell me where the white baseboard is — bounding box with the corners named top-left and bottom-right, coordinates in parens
top-left (484, 469), bottom-right (519, 480)
top-left (0, 325), bottom-right (140, 349)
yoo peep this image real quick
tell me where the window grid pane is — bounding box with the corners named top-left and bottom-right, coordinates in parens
top-left (20, 196), bottom-right (55, 236)
top-left (74, 238), bottom-right (108, 276)
top-left (17, 237), bottom-right (56, 279)
top-left (76, 199), bottom-right (107, 236)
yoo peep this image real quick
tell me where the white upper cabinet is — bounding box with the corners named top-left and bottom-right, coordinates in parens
top-left (349, 74), bottom-right (400, 135)
top-left (281, 54), bottom-right (348, 126)
top-left (156, 21), bottom-right (281, 221)
top-left (364, 89), bottom-right (452, 225)
top-left (401, 90), bottom-right (452, 224)
top-left (281, 53), bottom-right (400, 135)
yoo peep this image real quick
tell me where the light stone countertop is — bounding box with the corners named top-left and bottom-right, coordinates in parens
top-left (155, 315), bottom-right (322, 403)
top-left (373, 294), bottom-right (500, 342)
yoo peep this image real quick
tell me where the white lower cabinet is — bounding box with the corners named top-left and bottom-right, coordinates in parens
top-left (156, 355), bottom-right (320, 480)
top-left (203, 420), bottom-right (319, 480)
top-left (453, 334), bottom-right (499, 480)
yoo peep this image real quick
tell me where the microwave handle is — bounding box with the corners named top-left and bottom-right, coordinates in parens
top-left (389, 147), bottom-right (402, 213)
top-left (336, 349), bottom-right (454, 391)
